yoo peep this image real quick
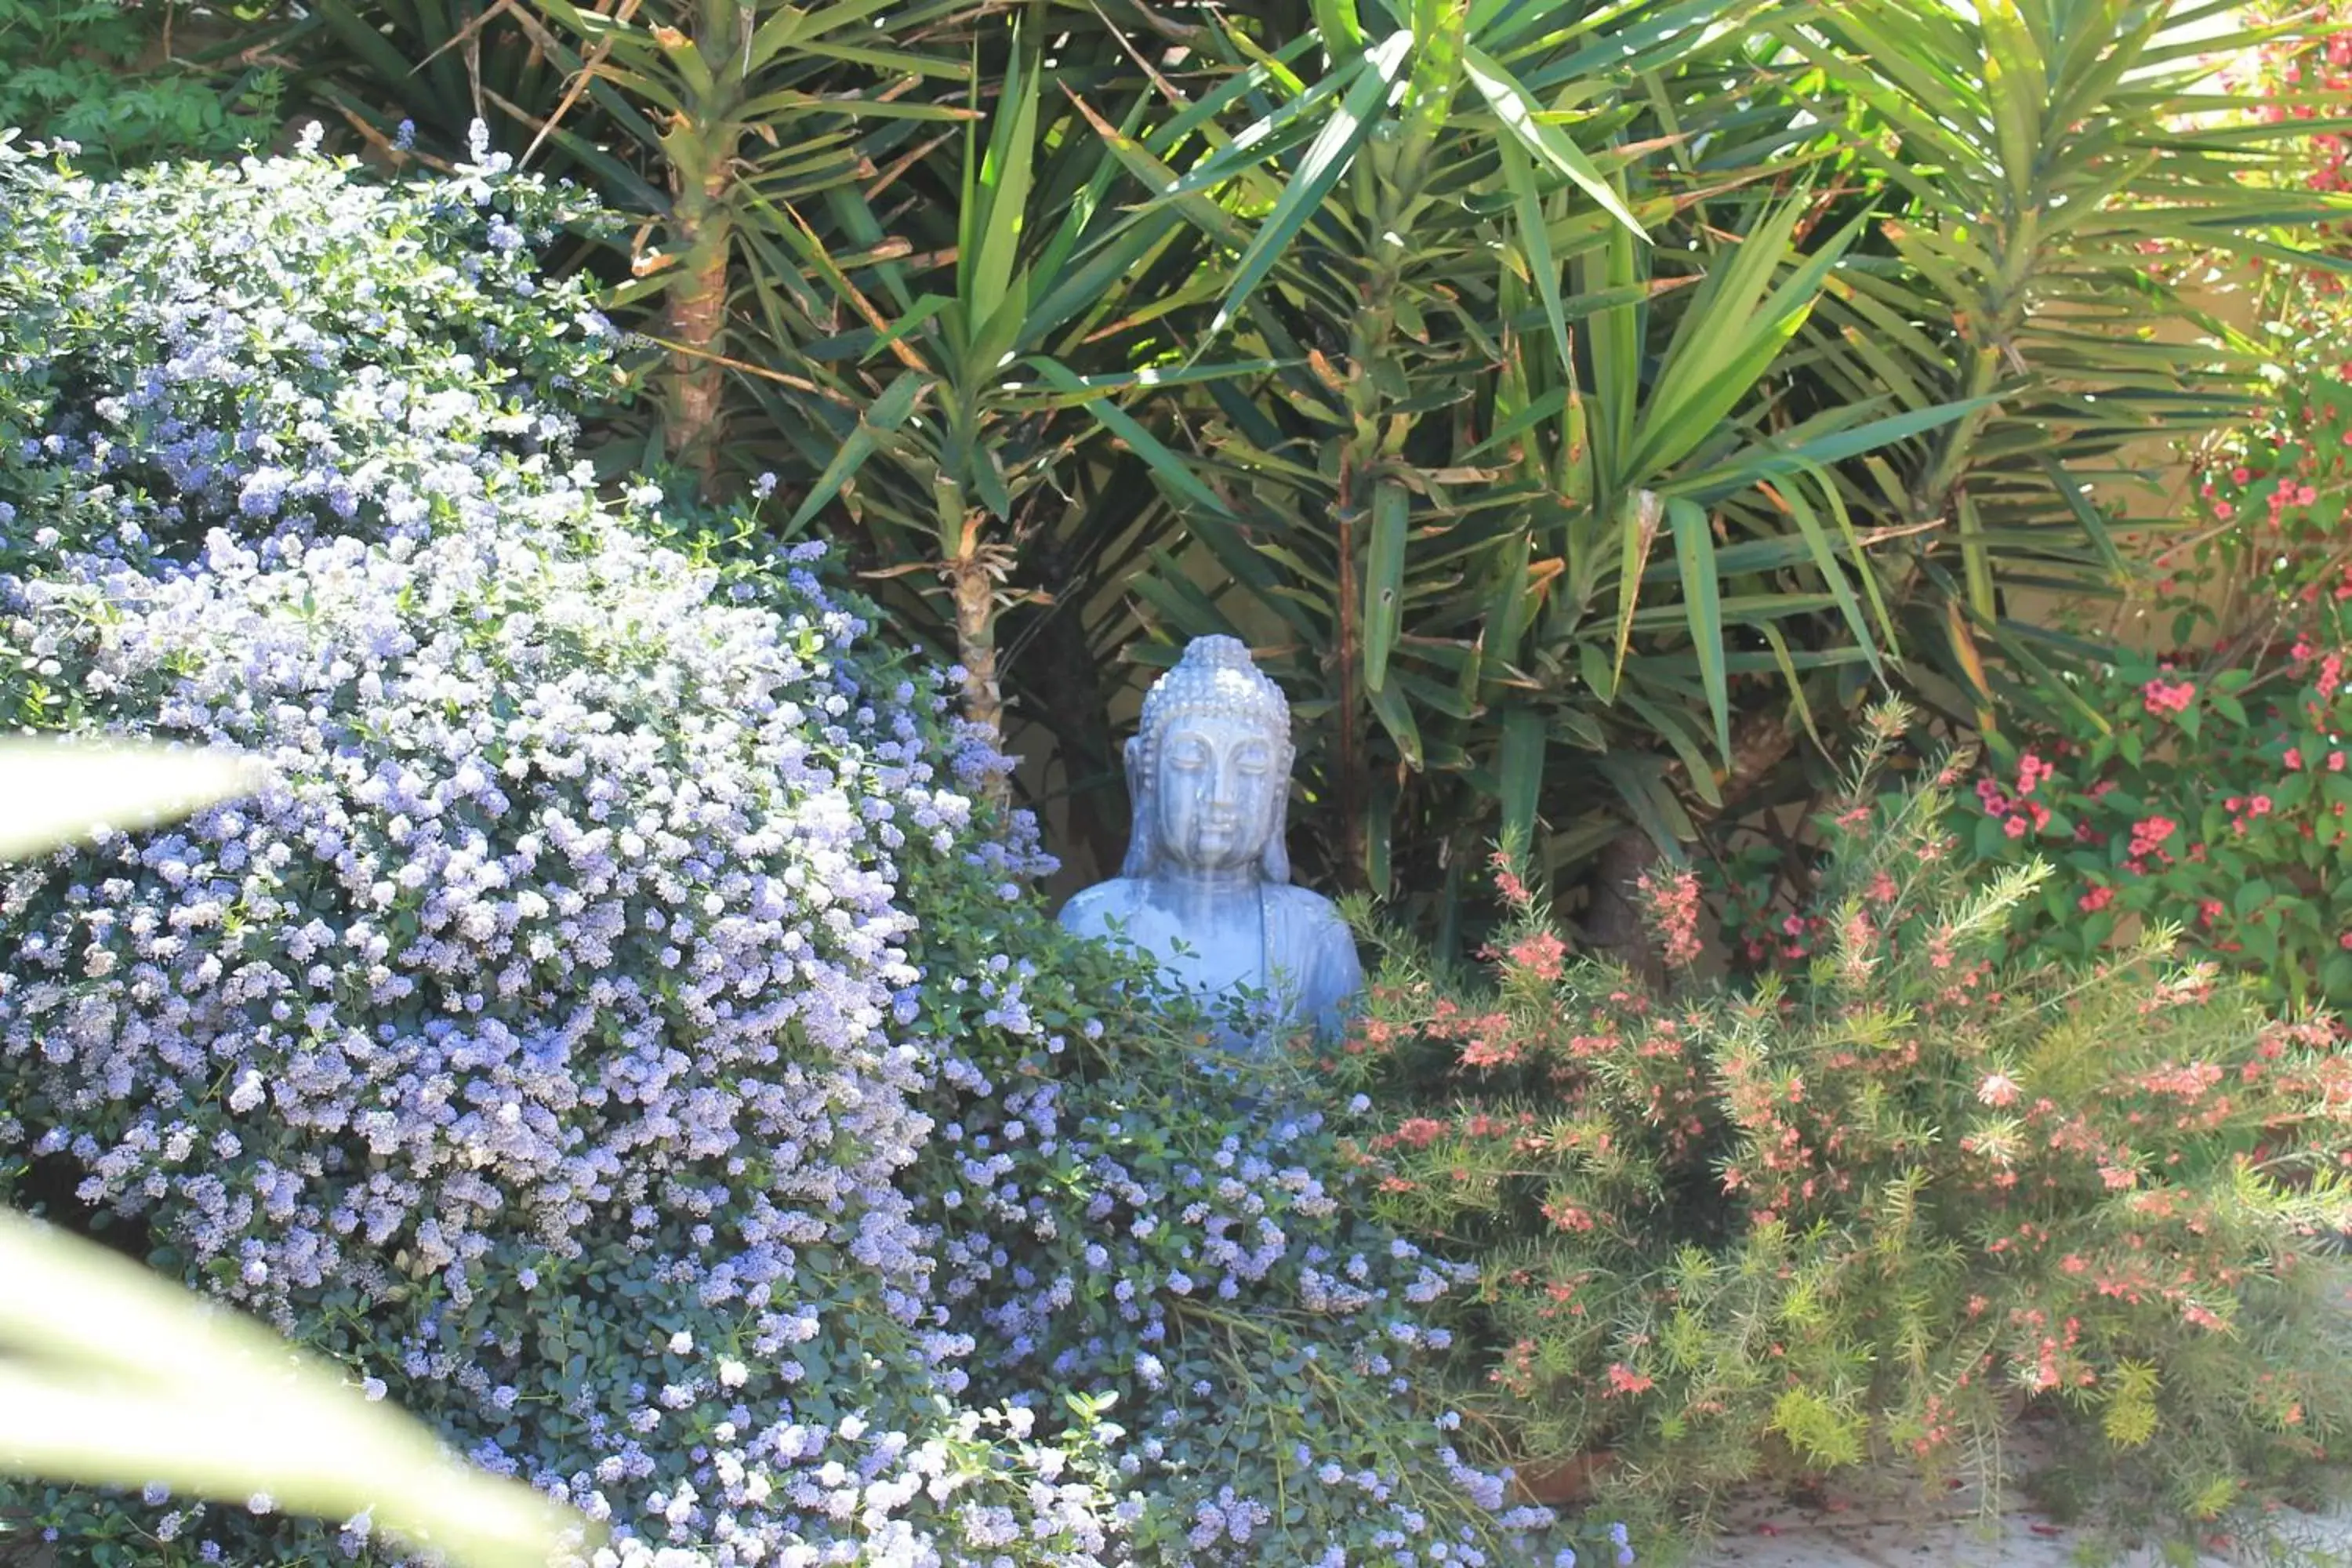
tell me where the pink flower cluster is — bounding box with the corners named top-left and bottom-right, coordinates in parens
top-left (1976, 759), bottom-right (2053, 840)
top-left (2141, 677), bottom-right (2197, 717)
top-left (1636, 867), bottom-right (1706, 971)
top-left (2127, 815), bottom-right (2178, 861)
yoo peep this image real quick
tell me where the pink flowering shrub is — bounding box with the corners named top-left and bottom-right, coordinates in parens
top-left (1329, 708), bottom-right (2352, 1542)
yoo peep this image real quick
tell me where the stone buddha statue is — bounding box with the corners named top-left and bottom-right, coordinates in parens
top-left (1058, 635), bottom-right (1364, 1055)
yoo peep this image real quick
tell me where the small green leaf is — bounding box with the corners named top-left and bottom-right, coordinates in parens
top-left (1497, 706), bottom-right (1547, 860)
top-left (1462, 45), bottom-right (1650, 240)
top-left (1500, 138), bottom-right (1573, 372)
top-left (1026, 358), bottom-right (1235, 520)
top-left (1367, 677), bottom-right (1424, 771)
top-left (785, 372), bottom-right (927, 534)
top-left (1208, 34), bottom-right (1411, 343)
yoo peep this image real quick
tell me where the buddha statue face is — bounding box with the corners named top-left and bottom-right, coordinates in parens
top-left (1149, 711), bottom-right (1282, 874)
top-left (1121, 636), bottom-right (1294, 884)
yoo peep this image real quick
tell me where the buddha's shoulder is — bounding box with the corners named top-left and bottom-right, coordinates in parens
top-left (1263, 880), bottom-right (1350, 932)
top-left (1057, 877), bottom-right (1145, 934)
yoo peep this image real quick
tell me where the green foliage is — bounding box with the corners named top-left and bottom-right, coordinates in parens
top-left (0, 1), bottom-right (281, 172)
top-left (252, 0), bottom-right (2352, 938)
top-left (1334, 705), bottom-right (2352, 1541)
top-left (0, 738), bottom-right (584, 1568)
top-left (1967, 649), bottom-right (2352, 1011)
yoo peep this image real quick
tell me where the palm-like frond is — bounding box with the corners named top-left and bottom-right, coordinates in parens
top-left (260, 0), bottom-right (2352, 937)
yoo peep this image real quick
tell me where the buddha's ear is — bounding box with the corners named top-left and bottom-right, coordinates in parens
top-left (1120, 735), bottom-right (1154, 878)
top-left (1261, 768), bottom-right (1291, 884)
top-left (1260, 829), bottom-right (1290, 885)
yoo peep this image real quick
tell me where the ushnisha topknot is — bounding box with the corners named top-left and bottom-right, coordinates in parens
top-left (1133, 635), bottom-right (1292, 768)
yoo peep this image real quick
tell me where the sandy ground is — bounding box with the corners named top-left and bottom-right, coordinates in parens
top-left (1690, 1417), bottom-right (2352, 1567)
top-left (1694, 1485), bottom-right (2352, 1568)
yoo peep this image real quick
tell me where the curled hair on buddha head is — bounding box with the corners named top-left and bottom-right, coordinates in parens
top-left (1120, 635), bottom-right (1295, 884)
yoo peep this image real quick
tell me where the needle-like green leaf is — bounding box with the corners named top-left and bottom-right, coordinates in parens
top-left (1207, 31), bottom-right (1412, 342)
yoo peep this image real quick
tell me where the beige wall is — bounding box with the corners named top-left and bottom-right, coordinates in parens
top-left (2006, 268), bottom-right (2270, 651)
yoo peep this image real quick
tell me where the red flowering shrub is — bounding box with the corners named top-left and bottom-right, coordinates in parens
top-left (1334, 708), bottom-right (2352, 1539)
top-left (1964, 644), bottom-right (2352, 1009)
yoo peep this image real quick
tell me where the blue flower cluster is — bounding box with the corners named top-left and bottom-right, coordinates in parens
top-left (0, 129), bottom-right (621, 582)
top-left (0, 134), bottom-right (1594, 1566)
top-left (911, 1041), bottom-right (1565, 1566)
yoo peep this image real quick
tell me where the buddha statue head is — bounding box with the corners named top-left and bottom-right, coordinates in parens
top-left (1121, 635), bottom-right (1294, 884)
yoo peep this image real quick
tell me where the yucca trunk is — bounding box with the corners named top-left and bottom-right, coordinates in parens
top-left (662, 169), bottom-right (733, 488)
top-left (942, 521), bottom-right (1012, 805)
top-left (946, 560), bottom-right (1004, 739)
top-left (1320, 0), bottom-right (1472, 889)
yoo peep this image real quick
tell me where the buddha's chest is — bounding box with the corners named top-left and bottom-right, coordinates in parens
top-left (1113, 898), bottom-right (1265, 1003)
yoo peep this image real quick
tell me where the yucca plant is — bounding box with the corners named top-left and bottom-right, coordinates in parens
top-left (528, 0), bottom-right (989, 479)
top-left (747, 23), bottom-right (1264, 768)
top-left (1069, 2), bottom-right (1968, 935)
top-left (1069, 0), bottom-right (2352, 957)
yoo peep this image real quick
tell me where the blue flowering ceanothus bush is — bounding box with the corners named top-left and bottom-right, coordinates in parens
top-left (915, 1049), bottom-right (1573, 1567)
top-left (0, 135), bottom-right (1581, 1567)
top-left (0, 122), bottom-right (626, 586)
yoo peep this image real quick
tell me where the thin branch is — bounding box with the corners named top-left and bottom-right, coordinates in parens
top-left (629, 332), bottom-right (861, 406)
